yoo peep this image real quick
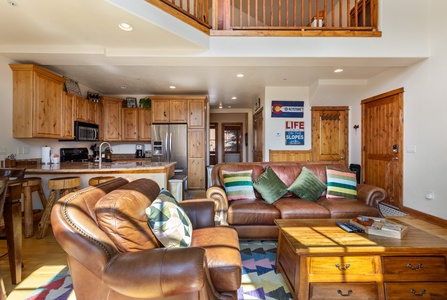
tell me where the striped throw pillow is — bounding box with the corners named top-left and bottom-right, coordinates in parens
top-left (326, 167), bottom-right (357, 199)
top-left (222, 170), bottom-right (256, 201)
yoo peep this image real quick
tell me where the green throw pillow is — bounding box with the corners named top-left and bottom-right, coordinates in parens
top-left (253, 166), bottom-right (288, 204)
top-left (288, 166), bottom-right (327, 202)
top-left (326, 167), bottom-right (357, 199)
top-left (146, 189), bottom-right (193, 248)
top-left (222, 170), bottom-right (256, 200)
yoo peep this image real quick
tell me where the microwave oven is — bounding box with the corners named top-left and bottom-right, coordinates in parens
top-left (74, 121), bottom-right (99, 141)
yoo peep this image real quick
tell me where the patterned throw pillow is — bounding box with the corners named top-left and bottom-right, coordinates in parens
top-left (222, 170), bottom-right (256, 201)
top-left (288, 166), bottom-right (327, 202)
top-left (146, 189), bottom-right (193, 248)
top-left (326, 167), bottom-right (357, 199)
top-left (253, 166), bottom-right (288, 204)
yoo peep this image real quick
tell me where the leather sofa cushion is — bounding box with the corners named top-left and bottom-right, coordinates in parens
top-left (318, 197), bottom-right (381, 218)
top-left (274, 198), bottom-right (331, 219)
top-left (228, 199), bottom-right (280, 225)
top-left (95, 178), bottom-right (162, 253)
top-left (191, 227), bottom-right (242, 292)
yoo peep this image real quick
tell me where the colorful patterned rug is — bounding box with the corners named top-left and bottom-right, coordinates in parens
top-left (25, 241), bottom-right (291, 300)
top-left (24, 266), bottom-right (73, 300)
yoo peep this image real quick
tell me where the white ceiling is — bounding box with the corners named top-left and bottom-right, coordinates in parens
top-left (0, 0), bottom-right (423, 109)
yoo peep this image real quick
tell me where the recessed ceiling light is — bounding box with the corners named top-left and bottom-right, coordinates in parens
top-left (7, 0), bottom-right (18, 6)
top-left (219, 103), bottom-right (223, 109)
top-left (334, 68), bottom-right (344, 73)
top-left (228, 105), bottom-right (232, 108)
top-left (236, 74), bottom-right (245, 78)
top-left (232, 96), bottom-right (237, 100)
top-left (169, 86), bottom-right (176, 89)
top-left (120, 85), bottom-right (127, 89)
top-left (119, 23), bottom-right (133, 31)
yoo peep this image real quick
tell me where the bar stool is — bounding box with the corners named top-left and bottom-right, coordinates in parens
top-left (36, 176), bottom-right (81, 239)
top-left (88, 176), bottom-right (115, 186)
top-left (21, 177), bottom-right (47, 238)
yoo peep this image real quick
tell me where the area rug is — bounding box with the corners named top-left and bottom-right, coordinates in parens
top-left (24, 266), bottom-right (72, 300)
top-left (379, 202), bottom-right (408, 217)
top-left (25, 241), bottom-right (291, 300)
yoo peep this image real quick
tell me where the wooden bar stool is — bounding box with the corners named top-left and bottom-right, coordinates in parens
top-left (36, 176), bottom-right (81, 239)
top-left (88, 176), bottom-right (115, 186)
top-left (21, 177), bottom-right (47, 238)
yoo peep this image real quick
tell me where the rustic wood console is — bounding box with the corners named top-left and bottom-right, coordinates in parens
top-left (275, 218), bottom-right (447, 300)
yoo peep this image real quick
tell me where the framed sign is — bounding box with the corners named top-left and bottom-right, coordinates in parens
top-left (285, 121), bottom-right (305, 145)
top-left (272, 101), bottom-right (304, 118)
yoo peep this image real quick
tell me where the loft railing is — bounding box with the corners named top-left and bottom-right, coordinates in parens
top-left (146, 0), bottom-right (379, 36)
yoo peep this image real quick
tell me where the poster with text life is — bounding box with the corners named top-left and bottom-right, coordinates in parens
top-left (271, 101), bottom-right (304, 118)
top-left (285, 121), bottom-right (305, 145)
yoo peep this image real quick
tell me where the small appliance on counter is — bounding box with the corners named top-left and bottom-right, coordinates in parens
top-left (135, 144), bottom-right (144, 158)
top-left (60, 148), bottom-right (89, 162)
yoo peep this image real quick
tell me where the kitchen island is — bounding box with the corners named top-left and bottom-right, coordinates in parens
top-left (24, 161), bottom-right (176, 208)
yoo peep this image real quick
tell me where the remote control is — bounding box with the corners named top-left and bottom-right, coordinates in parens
top-left (336, 222), bottom-right (365, 233)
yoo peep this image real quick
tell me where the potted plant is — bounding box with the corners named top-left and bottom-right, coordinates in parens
top-left (139, 97), bottom-right (151, 109)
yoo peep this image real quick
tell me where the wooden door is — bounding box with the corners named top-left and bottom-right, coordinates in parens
top-left (311, 107), bottom-right (349, 166)
top-left (361, 88), bottom-right (403, 208)
top-left (102, 97), bottom-right (122, 141)
top-left (169, 100), bottom-right (187, 123)
top-left (62, 93), bottom-right (75, 139)
top-left (151, 100), bottom-right (170, 123)
top-left (253, 108), bottom-right (263, 162)
top-left (188, 99), bottom-right (205, 128)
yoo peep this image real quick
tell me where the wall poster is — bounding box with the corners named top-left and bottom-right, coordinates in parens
top-left (285, 121), bottom-right (305, 145)
top-left (271, 100), bottom-right (304, 118)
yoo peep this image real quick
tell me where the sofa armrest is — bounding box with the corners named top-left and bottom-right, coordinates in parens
top-left (180, 200), bottom-right (215, 229)
top-left (206, 186), bottom-right (229, 225)
top-left (356, 184), bottom-right (387, 209)
top-left (103, 247), bottom-right (207, 298)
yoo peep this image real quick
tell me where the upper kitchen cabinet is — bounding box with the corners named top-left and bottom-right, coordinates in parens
top-left (101, 96), bottom-right (122, 141)
top-left (10, 64), bottom-right (66, 138)
top-left (151, 97), bottom-right (187, 123)
top-left (75, 96), bottom-right (97, 124)
top-left (62, 92), bottom-right (75, 139)
top-left (121, 108), bottom-right (152, 141)
top-left (188, 98), bottom-right (206, 128)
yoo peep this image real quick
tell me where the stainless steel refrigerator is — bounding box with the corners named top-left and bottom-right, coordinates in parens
top-left (151, 124), bottom-right (188, 175)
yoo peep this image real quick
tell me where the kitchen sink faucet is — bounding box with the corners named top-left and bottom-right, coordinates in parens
top-left (98, 141), bottom-right (112, 168)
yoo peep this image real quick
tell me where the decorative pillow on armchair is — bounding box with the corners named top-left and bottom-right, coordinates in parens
top-left (326, 167), bottom-right (357, 199)
top-left (146, 189), bottom-right (193, 248)
top-left (222, 170), bottom-right (256, 200)
top-left (288, 166), bottom-right (327, 202)
top-left (253, 166), bottom-right (288, 204)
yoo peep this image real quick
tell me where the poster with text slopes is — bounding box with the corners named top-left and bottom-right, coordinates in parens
top-left (271, 101), bottom-right (304, 118)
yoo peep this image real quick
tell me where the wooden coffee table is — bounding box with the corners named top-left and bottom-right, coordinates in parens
top-left (275, 218), bottom-right (447, 300)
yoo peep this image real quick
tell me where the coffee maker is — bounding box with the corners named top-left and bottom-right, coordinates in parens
top-left (135, 144), bottom-right (144, 158)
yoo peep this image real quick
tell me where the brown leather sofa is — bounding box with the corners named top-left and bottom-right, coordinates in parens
top-left (51, 177), bottom-right (241, 300)
top-left (206, 161), bottom-right (386, 239)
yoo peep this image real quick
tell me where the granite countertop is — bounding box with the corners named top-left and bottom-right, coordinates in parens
top-left (24, 161), bottom-right (176, 174)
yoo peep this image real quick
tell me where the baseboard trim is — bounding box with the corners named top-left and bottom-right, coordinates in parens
top-left (403, 206), bottom-right (447, 228)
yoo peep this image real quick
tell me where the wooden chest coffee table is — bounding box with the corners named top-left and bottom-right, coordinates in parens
top-left (275, 218), bottom-right (447, 300)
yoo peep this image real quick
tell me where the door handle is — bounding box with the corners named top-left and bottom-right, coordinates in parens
top-left (392, 157), bottom-right (399, 160)
top-left (340, 156), bottom-right (345, 160)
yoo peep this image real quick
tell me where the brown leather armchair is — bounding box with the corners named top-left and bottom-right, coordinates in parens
top-left (51, 177), bottom-right (241, 300)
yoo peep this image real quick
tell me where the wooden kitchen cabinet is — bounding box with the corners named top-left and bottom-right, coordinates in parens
top-left (10, 64), bottom-right (66, 138)
top-left (151, 98), bottom-right (187, 123)
top-left (188, 98), bottom-right (206, 128)
top-left (76, 96), bottom-right (97, 124)
top-left (121, 108), bottom-right (152, 141)
top-left (62, 93), bottom-right (75, 139)
top-left (122, 108), bottom-right (138, 141)
top-left (188, 128), bottom-right (206, 189)
top-left (101, 96), bottom-right (122, 141)
top-left (138, 108), bottom-right (152, 141)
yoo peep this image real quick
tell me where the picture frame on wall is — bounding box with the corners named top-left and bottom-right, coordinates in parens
top-left (126, 97), bottom-right (137, 108)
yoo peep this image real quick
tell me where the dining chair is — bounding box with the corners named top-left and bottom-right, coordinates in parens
top-left (0, 176), bottom-right (10, 300)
